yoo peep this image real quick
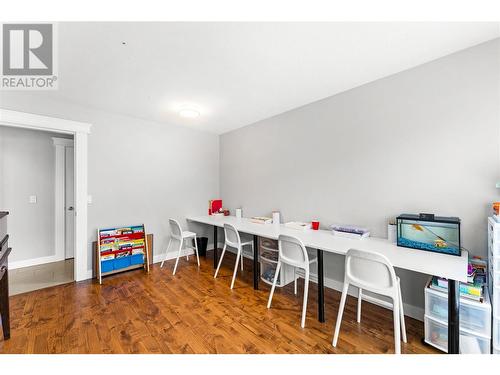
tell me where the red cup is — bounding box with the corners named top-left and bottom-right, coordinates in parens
top-left (311, 220), bottom-right (320, 230)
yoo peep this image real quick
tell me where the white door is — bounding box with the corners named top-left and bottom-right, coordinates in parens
top-left (65, 146), bottom-right (75, 259)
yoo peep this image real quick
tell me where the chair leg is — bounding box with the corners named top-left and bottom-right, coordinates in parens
top-left (240, 252), bottom-right (244, 271)
top-left (267, 261), bottom-right (281, 308)
top-left (332, 283), bottom-right (349, 347)
top-left (194, 236), bottom-right (200, 267)
top-left (160, 238), bottom-right (172, 268)
top-left (393, 297), bottom-right (401, 354)
top-left (214, 244), bottom-right (227, 278)
top-left (301, 269), bottom-right (310, 328)
top-left (398, 282), bottom-right (407, 343)
top-left (357, 288), bottom-right (362, 323)
top-left (172, 239), bottom-right (183, 275)
top-left (230, 248), bottom-right (242, 289)
top-left (294, 267), bottom-right (297, 295)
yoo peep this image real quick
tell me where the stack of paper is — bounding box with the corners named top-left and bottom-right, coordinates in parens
top-left (284, 222), bottom-right (312, 231)
top-left (251, 216), bottom-right (273, 224)
top-left (330, 224), bottom-right (370, 239)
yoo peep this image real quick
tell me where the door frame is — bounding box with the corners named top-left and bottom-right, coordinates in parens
top-left (52, 137), bottom-right (74, 262)
top-left (0, 108), bottom-right (91, 282)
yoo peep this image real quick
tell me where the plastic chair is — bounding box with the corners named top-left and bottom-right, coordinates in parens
top-left (267, 234), bottom-right (317, 328)
top-left (332, 248), bottom-right (407, 354)
top-left (214, 223), bottom-right (254, 289)
top-left (160, 218), bottom-right (200, 275)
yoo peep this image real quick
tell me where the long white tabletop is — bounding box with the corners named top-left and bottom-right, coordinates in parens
top-left (188, 215), bottom-right (468, 282)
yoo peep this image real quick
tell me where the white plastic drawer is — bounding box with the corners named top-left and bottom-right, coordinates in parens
top-left (489, 240), bottom-right (500, 258)
top-left (259, 238), bottom-right (278, 250)
top-left (260, 249), bottom-right (278, 262)
top-left (493, 288), bottom-right (500, 317)
top-left (488, 217), bottom-right (500, 247)
top-left (491, 270), bottom-right (500, 288)
top-left (490, 256), bottom-right (500, 273)
top-left (260, 258), bottom-right (281, 286)
top-left (425, 288), bottom-right (491, 337)
top-left (424, 315), bottom-right (491, 354)
top-left (494, 317), bottom-right (500, 348)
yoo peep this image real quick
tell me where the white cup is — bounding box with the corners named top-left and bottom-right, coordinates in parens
top-left (388, 224), bottom-right (397, 243)
top-left (236, 208), bottom-right (242, 219)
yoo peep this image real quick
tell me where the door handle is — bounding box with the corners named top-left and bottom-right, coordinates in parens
top-left (68, 206), bottom-right (74, 211)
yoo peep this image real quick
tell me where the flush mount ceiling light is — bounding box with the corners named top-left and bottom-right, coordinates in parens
top-left (178, 108), bottom-right (200, 118)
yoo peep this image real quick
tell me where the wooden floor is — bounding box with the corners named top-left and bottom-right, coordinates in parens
top-left (0, 251), bottom-right (440, 354)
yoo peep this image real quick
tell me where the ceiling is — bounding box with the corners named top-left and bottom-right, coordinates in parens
top-left (45, 22), bottom-right (500, 134)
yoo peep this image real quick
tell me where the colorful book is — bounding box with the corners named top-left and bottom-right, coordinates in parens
top-left (209, 199), bottom-right (223, 215)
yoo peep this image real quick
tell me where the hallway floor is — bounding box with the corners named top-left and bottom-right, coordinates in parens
top-left (9, 259), bottom-right (74, 295)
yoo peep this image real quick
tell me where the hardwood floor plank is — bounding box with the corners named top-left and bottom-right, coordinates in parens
top-left (0, 252), bottom-right (440, 354)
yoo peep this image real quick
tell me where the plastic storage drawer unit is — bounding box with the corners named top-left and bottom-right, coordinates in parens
top-left (491, 271), bottom-right (500, 288)
top-left (490, 256), bottom-right (500, 273)
top-left (489, 237), bottom-right (500, 258)
top-left (494, 318), bottom-right (500, 348)
top-left (425, 281), bottom-right (492, 337)
top-left (488, 217), bottom-right (500, 244)
top-left (489, 275), bottom-right (500, 319)
top-left (424, 315), bottom-right (491, 354)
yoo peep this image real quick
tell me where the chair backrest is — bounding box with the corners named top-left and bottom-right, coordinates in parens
top-left (344, 248), bottom-right (398, 298)
top-left (224, 223), bottom-right (241, 248)
top-left (169, 218), bottom-right (183, 240)
top-left (278, 234), bottom-right (309, 269)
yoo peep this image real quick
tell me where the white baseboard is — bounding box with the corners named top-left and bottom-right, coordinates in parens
top-left (153, 248), bottom-right (195, 264)
top-left (82, 269), bottom-right (94, 281)
top-left (152, 242), bottom-right (224, 264)
top-left (8, 254), bottom-right (64, 270)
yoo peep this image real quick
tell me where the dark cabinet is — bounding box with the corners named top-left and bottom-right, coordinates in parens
top-left (0, 212), bottom-right (11, 340)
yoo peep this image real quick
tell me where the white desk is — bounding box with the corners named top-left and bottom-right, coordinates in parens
top-left (188, 215), bottom-right (468, 353)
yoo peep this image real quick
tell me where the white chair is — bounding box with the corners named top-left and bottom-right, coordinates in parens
top-left (332, 248), bottom-right (407, 354)
top-left (160, 218), bottom-right (200, 275)
top-left (267, 234), bottom-right (317, 328)
top-left (214, 223), bottom-right (254, 289)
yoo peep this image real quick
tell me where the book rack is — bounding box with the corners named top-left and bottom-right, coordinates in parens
top-left (97, 224), bottom-right (150, 284)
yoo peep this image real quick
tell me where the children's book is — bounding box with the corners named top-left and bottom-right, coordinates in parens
top-left (209, 199), bottom-right (223, 215)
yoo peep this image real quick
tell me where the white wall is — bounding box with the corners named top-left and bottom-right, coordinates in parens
top-left (220, 39), bottom-right (500, 315)
top-left (0, 94), bottom-right (220, 274)
top-left (0, 127), bottom-right (57, 264)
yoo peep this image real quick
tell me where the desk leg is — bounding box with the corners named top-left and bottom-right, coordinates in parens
top-left (0, 269), bottom-right (10, 339)
top-left (317, 249), bottom-right (325, 323)
top-left (448, 279), bottom-right (460, 354)
top-left (213, 226), bottom-right (218, 269)
top-left (253, 235), bottom-right (259, 290)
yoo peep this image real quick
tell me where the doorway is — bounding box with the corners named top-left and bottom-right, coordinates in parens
top-left (0, 129), bottom-right (75, 295)
top-left (0, 109), bottom-right (91, 282)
